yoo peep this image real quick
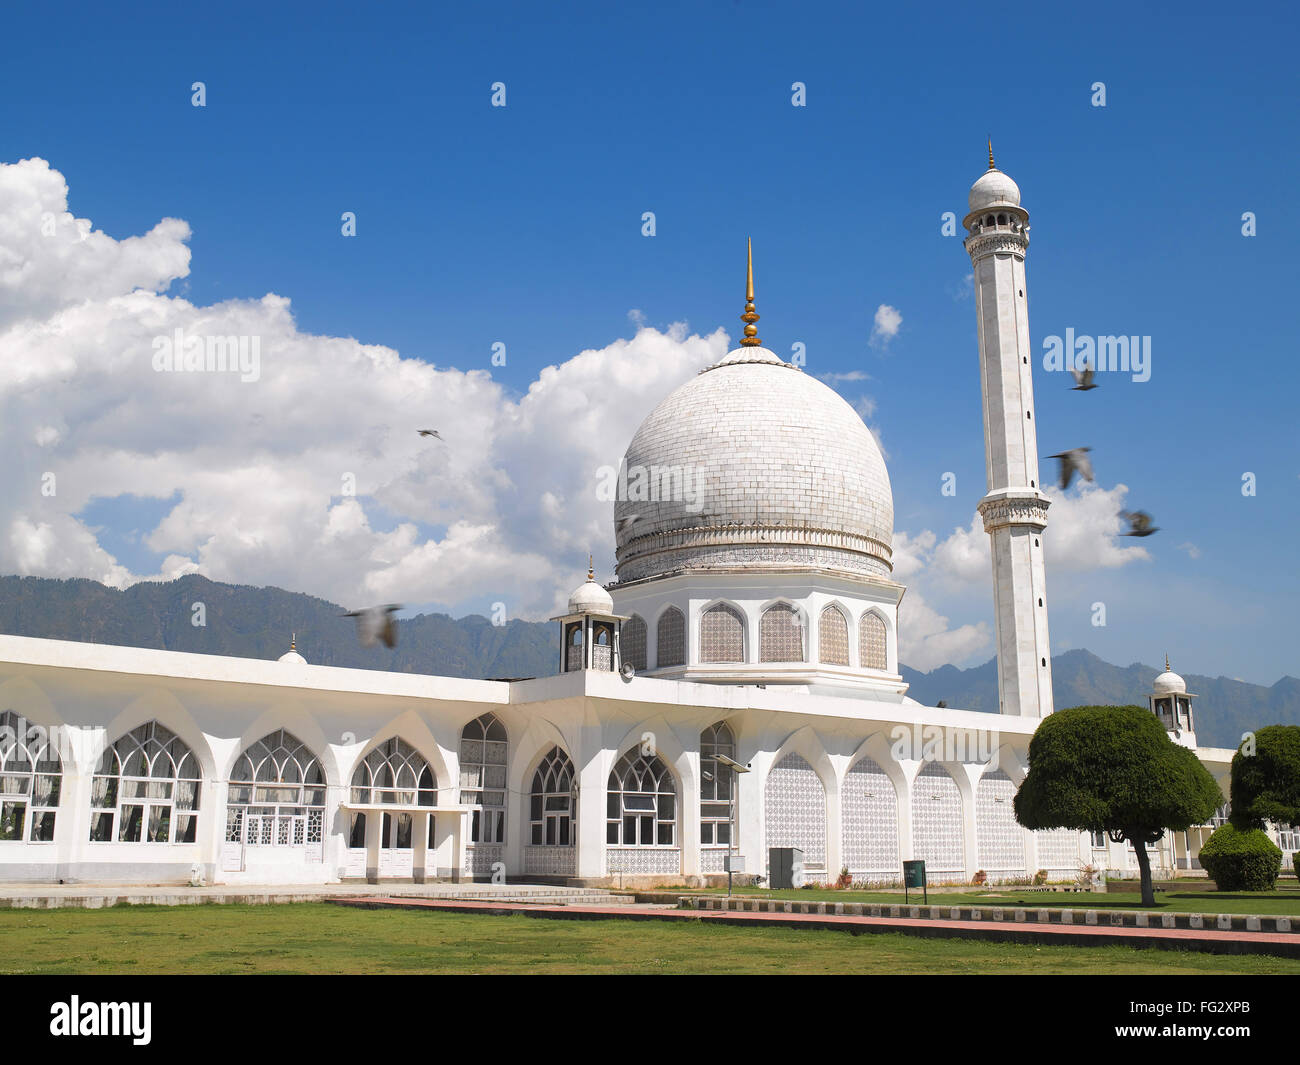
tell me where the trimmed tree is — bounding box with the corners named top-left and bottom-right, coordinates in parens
top-left (1014, 705), bottom-right (1222, 906)
top-left (1229, 724), bottom-right (1300, 830)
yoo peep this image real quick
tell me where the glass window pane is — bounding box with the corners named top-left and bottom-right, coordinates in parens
top-left (147, 806), bottom-right (171, 843)
top-left (175, 815), bottom-right (197, 844)
top-left (716, 822), bottom-right (730, 845)
top-left (119, 805), bottom-right (143, 842)
top-left (701, 823), bottom-right (713, 844)
top-left (0, 802), bottom-right (25, 840)
top-left (28, 810), bottom-right (56, 842)
top-left (657, 821), bottom-right (673, 845)
top-left (606, 822), bottom-right (618, 844)
top-left (89, 812), bottom-right (114, 842)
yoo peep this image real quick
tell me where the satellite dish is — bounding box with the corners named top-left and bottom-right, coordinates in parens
top-left (620, 662), bottom-right (636, 682)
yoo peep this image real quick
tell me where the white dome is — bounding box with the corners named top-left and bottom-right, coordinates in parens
top-left (969, 168), bottom-right (1021, 213)
top-left (614, 346), bottom-right (893, 583)
top-left (278, 648), bottom-right (306, 664)
top-left (1152, 670), bottom-right (1186, 695)
top-left (568, 579), bottom-right (614, 615)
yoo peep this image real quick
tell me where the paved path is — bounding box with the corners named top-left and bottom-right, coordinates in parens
top-left (330, 895), bottom-right (1300, 958)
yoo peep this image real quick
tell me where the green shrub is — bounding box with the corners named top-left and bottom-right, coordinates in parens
top-left (1292, 852), bottom-right (1298, 880)
top-left (1198, 824), bottom-right (1282, 891)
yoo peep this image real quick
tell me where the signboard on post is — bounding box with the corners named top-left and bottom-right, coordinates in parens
top-left (903, 859), bottom-right (927, 905)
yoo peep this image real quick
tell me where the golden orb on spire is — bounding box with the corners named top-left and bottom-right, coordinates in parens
top-left (588, 554), bottom-right (594, 582)
top-left (740, 237), bottom-right (761, 347)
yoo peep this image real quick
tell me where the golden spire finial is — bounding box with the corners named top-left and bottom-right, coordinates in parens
top-left (291, 632), bottom-right (296, 651)
top-left (988, 137), bottom-right (996, 171)
top-left (740, 237), bottom-right (761, 347)
top-left (588, 554), bottom-right (594, 582)
top-left (1165, 652), bottom-right (1171, 672)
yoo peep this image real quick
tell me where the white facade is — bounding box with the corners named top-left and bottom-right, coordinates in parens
top-left (0, 156), bottom-right (1240, 890)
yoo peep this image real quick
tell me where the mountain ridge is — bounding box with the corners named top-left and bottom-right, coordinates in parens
top-left (0, 574), bottom-right (1293, 748)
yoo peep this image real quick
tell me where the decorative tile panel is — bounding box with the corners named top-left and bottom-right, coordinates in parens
top-left (975, 770), bottom-right (1024, 876)
top-left (910, 762), bottom-right (963, 873)
top-left (605, 847), bottom-right (680, 875)
top-left (764, 753), bottom-right (826, 869)
top-left (841, 757), bottom-right (899, 874)
top-left (524, 846), bottom-right (576, 876)
top-left (818, 606), bottom-right (849, 665)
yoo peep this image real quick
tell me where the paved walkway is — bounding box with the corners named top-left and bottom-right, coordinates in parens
top-left (0, 882), bottom-right (629, 909)
top-left (329, 895), bottom-right (1300, 957)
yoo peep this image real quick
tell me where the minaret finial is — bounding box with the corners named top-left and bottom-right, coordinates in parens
top-left (1165, 652), bottom-right (1170, 672)
top-left (291, 632), bottom-right (296, 651)
top-left (988, 137), bottom-right (996, 170)
top-left (740, 237), bottom-right (761, 347)
top-left (588, 554), bottom-right (594, 581)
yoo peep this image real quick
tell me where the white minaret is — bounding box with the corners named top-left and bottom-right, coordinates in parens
top-left (963, 144), bottom-right (1054, 718)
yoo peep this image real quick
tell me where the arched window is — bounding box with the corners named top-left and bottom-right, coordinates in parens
top-left (859, 611), bottom-right (888, 671)
top-left (997, 213), bottom-right (1007, 225)
top-left (622, 615), bottom-right (647, 672)
top-left (607, 750), bottom-right (675, 846)
top-left (656, 607), bottom-right (685, 668)
top-left (90, 721), bottom-right (201, 844)
top-left (460, 713), bottom-right (506, 844)
top-left (760, 603), bottom-right (804, 662)
top-left (818, 605), bottom-right (849, 666)
top-left (530, 746), bottom-right (575, 846)
top-left (0, 711), bottom-right (61, 842)
top-left (592, 623), bottom-right (614, 671)
top-left (225, 730), bottom-right (325, 849)
top-left (349, 738), bottom-right (437, 851)
top-left (700, 603), bottom-right (743, 663)
top-left (565, 623), bottom-right (584, 672)
top-left (700, 722), bottom-right (736, 846)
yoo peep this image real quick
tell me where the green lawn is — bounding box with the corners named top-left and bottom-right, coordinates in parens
top-left (0, 903), bottom-right (1296, 974)
top-left (677, 886), bottom-right (1300, 915)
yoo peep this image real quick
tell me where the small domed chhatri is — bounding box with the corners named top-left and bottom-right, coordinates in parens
top-left (278, 635), bottom-right (306, 664)
top-left (567, 557), bottom-right (614, 615)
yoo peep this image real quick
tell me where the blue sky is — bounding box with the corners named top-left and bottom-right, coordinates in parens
top-left (1, 1), bottom-right (1297, 684)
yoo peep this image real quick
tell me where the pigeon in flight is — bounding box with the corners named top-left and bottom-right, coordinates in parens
top-left (1047, 447), bottom-right (1094, 490)
top-left (615, 515), bottom-right (640, 535)
top-left (1071, 360), bottom-right (1098, 391)
top-left (417, 429), bottom-right (442, 439)
top-left (1120, 511), bottom-right (1159, 537)
top-left (342, 604), bottom-right (402, 648)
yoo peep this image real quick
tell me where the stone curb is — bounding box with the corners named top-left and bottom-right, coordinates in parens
top-left (678, 896), bottom-right (1296, 935)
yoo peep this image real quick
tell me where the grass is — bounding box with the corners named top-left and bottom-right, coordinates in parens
top-left (680, 885), bottom-right (1300, 915)
top-left (0, 903), bottom-right (1297, 974)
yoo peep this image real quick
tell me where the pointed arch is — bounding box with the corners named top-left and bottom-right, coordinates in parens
top-left (622, 614), bottom-right (648, 671)
top-left (225, 730), bottom-right (327, 850)
top-left (975, 768), bottom-right (1024, 878)
top-left (858, 609), bottom-right (889, 671)
top-left (760, 602), bottom-right (805, 663)
top-left (841, 752), bottom-right (899, 877)
top-left (89, 720), bottom-right (202, 844)
top-left (910, 761), bottom-right (964, 877)
top-left (818, 604), bottom-right (850, 665)
top-left (460, 712), bottom-right (507, 845)
top-left (655, 605), bottom-right (686, 668)
top-left (700, 601), bottom-right (744, 663)
top-left (0, 709), bottom-right (62, 842)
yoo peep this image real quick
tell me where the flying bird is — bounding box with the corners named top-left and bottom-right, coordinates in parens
top-left (1120, 511), bottom-right (1159, 537)
top-left (342, 604), bottom-right (402, 648)
top-left (417, 429), bottom-right (442, 439)
top-left (1070, 360), bottom-right (1098, 391)
top-left (1047, 447), bottom-right (1094, 489)
top-left (615, 515), bottom-right (640, 534)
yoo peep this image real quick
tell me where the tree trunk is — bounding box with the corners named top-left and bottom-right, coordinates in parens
top-left (1132, 836), bottom-right (1155, 907)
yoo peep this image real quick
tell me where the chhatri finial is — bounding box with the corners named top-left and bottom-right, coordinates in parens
top-left (740, 237), bottom-right (761, 347)
top-left (587, 554), bottom-right (594, 582)
top-left (1165, 652), bottom-right (1171, 672)
top-left (988, 137), bottom-right (996, 171)
top-left (290, 632), bottom-right (296, 651)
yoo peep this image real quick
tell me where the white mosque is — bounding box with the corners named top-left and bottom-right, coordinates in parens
top-left (0, 154), bottom-right (1239, 888)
